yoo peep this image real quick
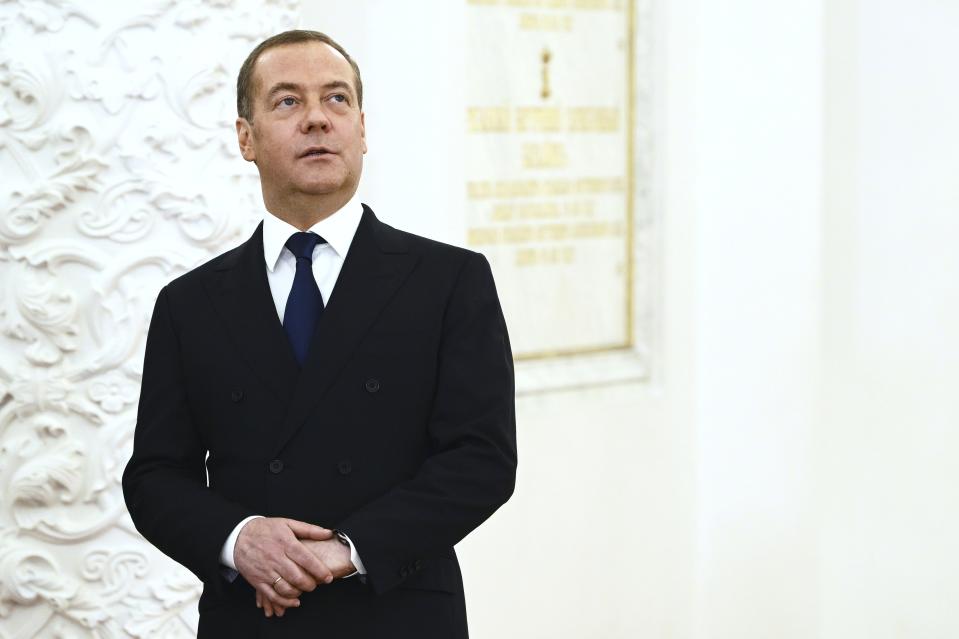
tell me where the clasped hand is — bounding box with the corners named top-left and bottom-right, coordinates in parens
top-left (233, 517), bottom-right (355, 618)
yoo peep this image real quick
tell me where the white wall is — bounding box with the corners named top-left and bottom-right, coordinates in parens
top-left (819, 1), bottom-right (959, 636)
top-left (684, 0), bottom-right (959, 636)
top-left (692, 0), bottom-right (824, 636)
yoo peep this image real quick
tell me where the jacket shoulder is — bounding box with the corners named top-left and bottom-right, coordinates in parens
top-left (163, 237), bottom-right (249, 295)
top-left (378, 220), bottom-right (481, 265)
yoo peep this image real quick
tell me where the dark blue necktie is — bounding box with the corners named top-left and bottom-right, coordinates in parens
top-left (283, 232), bottom-right (325, 365)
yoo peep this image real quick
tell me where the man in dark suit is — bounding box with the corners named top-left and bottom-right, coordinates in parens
top-left (122, 29), bottom-right (516, 638)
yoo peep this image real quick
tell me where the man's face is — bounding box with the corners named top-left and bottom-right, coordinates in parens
top-left (236, 41), bottom-right (366, 207)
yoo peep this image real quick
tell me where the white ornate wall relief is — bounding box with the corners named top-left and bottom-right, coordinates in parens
top-left (0, 1), bottom-right (299, 635)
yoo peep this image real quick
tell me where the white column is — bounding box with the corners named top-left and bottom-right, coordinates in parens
top-left (820, 1), bottom-right (959, 636)
top-left (693, 1), bottom-right (824, 636)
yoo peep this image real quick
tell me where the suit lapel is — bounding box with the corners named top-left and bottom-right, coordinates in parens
top-left (269, 205), bottom-right (418, 457)
top-left (204, 223), bottom-right (299, 404)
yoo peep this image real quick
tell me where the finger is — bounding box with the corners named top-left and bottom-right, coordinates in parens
top-left (257, 583), bottom-right (300, 609)
top-left (256, 591), bottom-right (262, 609)
top-left (273, 577), bottom-right (303, 599)
top-left (260, 592), bottom-right (285, 618)
top-left (262, 595), bottom-right (273, 618)
top-left (276, 552), bottom-right (333, 592)
top-left (286, 542), bottom-right (334, 585)
top-left (284, 519), bottom-right (334, 541)
top-left (277, 556), bottom-right (320, 592)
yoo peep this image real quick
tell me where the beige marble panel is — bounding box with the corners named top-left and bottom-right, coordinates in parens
top-left (464, 0), bottom-right (651, 362)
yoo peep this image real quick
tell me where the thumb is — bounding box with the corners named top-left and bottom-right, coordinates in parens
top-left (285, 519), bottom-right (334, 540)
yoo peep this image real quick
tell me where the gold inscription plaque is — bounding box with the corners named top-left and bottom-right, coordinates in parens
top-left (466, 0), bottom-right (633, 359)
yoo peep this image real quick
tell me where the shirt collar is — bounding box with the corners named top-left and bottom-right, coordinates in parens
top-left (262, 192), bottom-right (364, 272)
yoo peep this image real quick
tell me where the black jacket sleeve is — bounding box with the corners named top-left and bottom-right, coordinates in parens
top-left (335, 252), bottom-right (517, 594)
top-left (122, 286), bottom-right (255, 589)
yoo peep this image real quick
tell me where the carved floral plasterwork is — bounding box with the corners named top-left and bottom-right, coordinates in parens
top-left (0, 1), bottom-right (299, 636)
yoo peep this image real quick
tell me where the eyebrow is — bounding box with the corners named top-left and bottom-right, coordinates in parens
top-left (264, 80), bottom-right (355, 101)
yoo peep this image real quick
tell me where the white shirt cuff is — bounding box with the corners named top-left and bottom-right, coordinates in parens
top-left (338, 532), bottom-right (367, 576)
top-left (220, 515), bottom-right (263, 570)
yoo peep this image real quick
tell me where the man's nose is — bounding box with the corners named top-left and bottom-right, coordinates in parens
top-left (300, 100), bottom-right (331, 132)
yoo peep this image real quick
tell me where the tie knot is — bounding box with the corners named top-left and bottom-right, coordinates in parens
top-left (285, 232), bottom-right (324, 262)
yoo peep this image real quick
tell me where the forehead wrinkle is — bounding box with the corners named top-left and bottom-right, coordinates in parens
top-left (254, 42), bottom-right (356, 99)
top-left (265, 81), bottom-right (303, 99)
top-left (264, 79), bottom-right (356, 102)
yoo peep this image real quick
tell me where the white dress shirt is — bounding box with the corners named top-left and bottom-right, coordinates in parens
top-left (219, 193), bottom-right (367, 578)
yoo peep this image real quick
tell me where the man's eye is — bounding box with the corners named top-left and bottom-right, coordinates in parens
top-left (279, 97), bottom-right (297, 107)
top-left (329, 94), bottom-right (347, 104)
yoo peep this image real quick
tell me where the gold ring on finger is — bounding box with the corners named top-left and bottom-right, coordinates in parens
top-left (272, 576), bottom-right (283, 587)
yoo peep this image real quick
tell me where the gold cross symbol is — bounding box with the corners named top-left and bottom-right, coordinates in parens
top-left (541, 48), bottom-right (552, 100)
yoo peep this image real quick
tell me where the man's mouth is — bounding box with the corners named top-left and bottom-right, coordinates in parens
top-left (300, 146), bottom-right (333, 158)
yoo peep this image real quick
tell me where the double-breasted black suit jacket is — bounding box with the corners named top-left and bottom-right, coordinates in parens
top-left (122, 205), bottom-right (517, 638)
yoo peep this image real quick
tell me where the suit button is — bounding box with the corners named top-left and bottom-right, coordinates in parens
top-left (365, 378), bottom-right (380, 393)
top-left (231, 389), bottom-right (243, 402)
top-left (414, 559), bottom-right (423, 570)
top-left (399, 567), bottom-right (409, 578)
top-left (268, 459), bottom-right (284, 474)
top-left (337, 460), bottom-right (352, 475)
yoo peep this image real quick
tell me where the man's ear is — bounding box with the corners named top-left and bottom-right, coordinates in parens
top-left (360, 111), bottom-right (367, 155)
top-left (236, 117), bottom-right (256, 162)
